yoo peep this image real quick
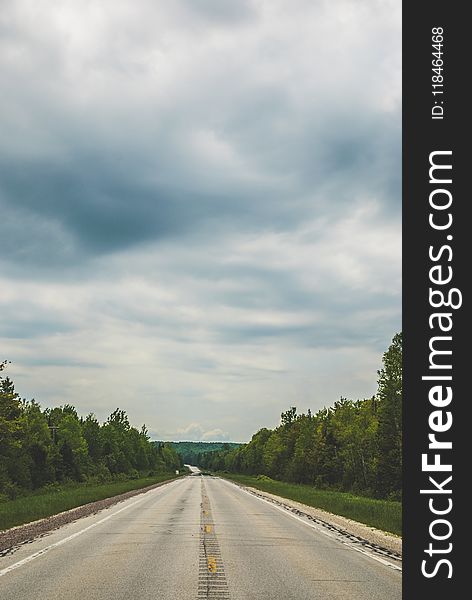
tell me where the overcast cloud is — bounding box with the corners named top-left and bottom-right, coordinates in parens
top-left (0, 0), bottom-right (401, 441)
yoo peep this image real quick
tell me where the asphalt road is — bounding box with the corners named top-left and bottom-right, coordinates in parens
top-left (0, 475), bottom-right (401, 599)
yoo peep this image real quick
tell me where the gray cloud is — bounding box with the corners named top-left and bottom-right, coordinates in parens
top-left (0, 0), bottom-right (401, 441)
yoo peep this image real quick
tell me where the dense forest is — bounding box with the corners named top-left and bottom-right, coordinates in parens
top-left (167, 441), bottom-right (242, 465)
top-left (198, 333), bottom-right (402, 500)
top-left (0, 361), bottom-right (182, 500)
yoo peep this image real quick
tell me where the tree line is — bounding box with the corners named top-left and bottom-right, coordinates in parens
top-left (169, 441), bottom-right (242, 466)
top-left (0, 361), bottom-right (182, 500)
top-left (198, 333), bottom-right (402, 500)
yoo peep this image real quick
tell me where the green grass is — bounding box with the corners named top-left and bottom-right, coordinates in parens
top-left (219, 474), bottom-right (402, 536)
top-left (0, 473), bottom-right (181, 532)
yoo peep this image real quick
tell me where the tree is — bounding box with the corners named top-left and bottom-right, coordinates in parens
top-left (81, 413), bottom-right (103, 461)
top-left (0, 368), bottom-right (29, 494)
top-left (375, 332), bottom-right (402, 498)
top-left (20, 400), bottom-right (54, 488)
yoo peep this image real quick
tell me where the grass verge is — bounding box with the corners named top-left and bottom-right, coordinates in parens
top-left (219, 473), bottom-right (401, 536)
top-left (0, 473), bottom-right (180, 531)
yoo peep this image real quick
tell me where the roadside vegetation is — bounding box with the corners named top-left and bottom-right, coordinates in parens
top-left (220, 473), bottom-right (401, 535)
top-left (0, 360), bottom-right (183, 520)
top-left (199, 333), bottom-right (402, 508)
top-left (0, 472), bottom-right (184, 531)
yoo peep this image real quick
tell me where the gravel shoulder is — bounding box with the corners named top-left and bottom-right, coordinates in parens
top-left (231, 481), bottom-right (402, 558)
top-left (0, 477), bottom-right (178, 555)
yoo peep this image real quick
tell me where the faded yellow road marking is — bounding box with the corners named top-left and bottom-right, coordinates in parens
top-left (207, 556), bottom-right (217, 573)
top-left (205, 524), bottom-right (213, 534)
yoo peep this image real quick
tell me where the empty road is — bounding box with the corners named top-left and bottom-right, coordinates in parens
top-left (0, 475), bottom-right (401, 599)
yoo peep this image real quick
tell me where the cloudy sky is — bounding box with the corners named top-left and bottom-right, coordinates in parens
top-left (0, 0), bottom-right (401, 442)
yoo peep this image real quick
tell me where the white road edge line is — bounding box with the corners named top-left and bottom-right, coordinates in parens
top-left (219, 477), bottom-right (402, 573)
top-left (0, 478), bottom-right (183, 578)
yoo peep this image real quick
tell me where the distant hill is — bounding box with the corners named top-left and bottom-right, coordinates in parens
top-left (158, 441), bottom-right (243, 465)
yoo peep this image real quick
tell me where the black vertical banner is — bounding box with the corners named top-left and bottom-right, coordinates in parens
top-left (403, 2), bottom-right (466, 598)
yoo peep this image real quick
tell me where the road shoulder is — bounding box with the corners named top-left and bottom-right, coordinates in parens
top-left (0, 476), bottom-right (181, 555)
top-left (225, 479), bottom-right (402, 558)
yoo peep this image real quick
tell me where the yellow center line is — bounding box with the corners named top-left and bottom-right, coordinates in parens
top-left (207, 556), bottom-right (217, 573)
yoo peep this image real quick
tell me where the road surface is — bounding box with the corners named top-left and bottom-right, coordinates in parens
top-left (0, 476), bottom-right (401, 599)
top-left (184, 464), bottom-right (201, 475)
